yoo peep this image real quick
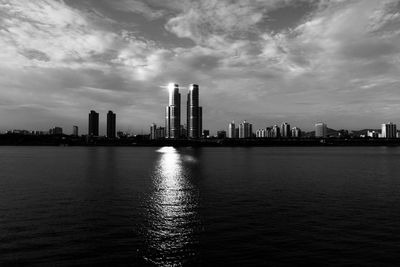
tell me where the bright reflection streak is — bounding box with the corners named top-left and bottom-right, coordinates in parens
top-left (144, 147), bottom-right (198, 266)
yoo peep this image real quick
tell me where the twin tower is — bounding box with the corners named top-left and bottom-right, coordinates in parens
top-left (165, 83), bottom-right (202, 139)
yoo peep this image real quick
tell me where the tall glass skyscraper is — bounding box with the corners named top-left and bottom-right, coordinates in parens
top-left (88, 110), bottom-right (99, 136)
top-left (165, 83), bottom-right (181, 138)
top-left (187, 84), bottom-right (202, 139)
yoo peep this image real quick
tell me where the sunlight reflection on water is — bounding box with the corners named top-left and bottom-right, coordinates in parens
top-left (144, 147), bottom-right (199, 266)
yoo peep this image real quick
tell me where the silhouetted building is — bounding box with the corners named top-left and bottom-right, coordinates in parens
top-left (381, 122), bottom-right (397, 138)
top-left (338, 129), bottom-right (350, 138)
top-left (187, 84), bottom-right (202, 138)
top-left (88, 110), bottom-right (99, 136)
top-left (264, 127), bottom-right (271, 138)
top-left (315, 122), bottom-right (327, 138)
top-left (72, 125), bottom-right (79, 136)
top-left (117, 131), bottom-right (129, 139)
top-left (281, 122), bottom-right (291, 138)
top-left (228, 121), bottom-right (236, 138)
top-left (239, 120), bottom-right (252, 138)
top-left (165, 83), bottom-right (181, 138)
top-left (107, 110), bottom-right (116, 138)
top-left (202, 130), bottom-right (210, 138)
top-left (217, 130), bottom-right (226, 139)
top-left (291, 127), bottom-right (301, 138)
top-left (50, 127), bottom-right (63, 135)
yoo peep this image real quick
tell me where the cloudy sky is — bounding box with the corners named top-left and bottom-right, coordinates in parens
top-left (1, 0), bottom-right (400, 134)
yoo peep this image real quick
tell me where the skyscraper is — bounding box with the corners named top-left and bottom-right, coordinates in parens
top-left (150, 123), bottom-right (157, 140)
top-left (291, 127), bottom-right (301, 138)
top-left (256, 129), bottom-right (266, 138)
top-left (381, 122), bottom-right (397, 138)
top-left (165, 83), bottom-right (181, 138)
top-left (107, 110), bottom-right (116, 138)
top-left (272, 125), bottom-right (280, 138)
top-left (88, 110), bottom-right (99, 136)
top-left (72, 125), bottom-right (79, 136)
top-left (281, 122), bottom-right (291, 138)
top-left (187, 84), bottom-right (203, 139)
top-left (228, 121), bottom-right (236, 138)
top-left (315, 123), bottom-right (327, 138)
top-left (239, 120), bottom-right (252, 138)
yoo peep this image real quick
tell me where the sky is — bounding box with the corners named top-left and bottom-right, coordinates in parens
top-left (1, 0), bottom-right (400, 134)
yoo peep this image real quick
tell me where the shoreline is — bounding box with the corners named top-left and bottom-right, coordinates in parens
top-left (1, 134), bottom-right (400, 147)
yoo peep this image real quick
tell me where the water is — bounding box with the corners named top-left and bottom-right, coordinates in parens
top-left (1, 146), bottom-right (400, 266)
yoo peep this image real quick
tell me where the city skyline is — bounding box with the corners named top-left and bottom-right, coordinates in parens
top-left (1, 1), bottom-right (400, 133)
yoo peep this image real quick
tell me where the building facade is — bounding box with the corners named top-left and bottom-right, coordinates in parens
top-left (107, 110), bottom-right (116, 138)
top-left (239, 120), bottom-right (252, 138)
top-left (150, 123), bottom-right (166, 140)
top-left (272, 125), bottom-right (280, 138)
top-left (256, 129), bottom-right (266, 138)
top-left (381, 122), bottom-right (397, 138)
top-left (315, 123), bottom-right (327, 138)
top-left (187, 84), bottom-right (202, 139)
top-left (88, 110), bottom-right (99, 136)
top-left (281, 122), bottom-right (291, 138)
top-left (228, 121), bottom-right (236, 138)
top-left (165, 83), bottom-right (181, 138)
top-left (367, 130), bottom-right (379, 138)
top-left (291, 127), bottom-right (301, 138)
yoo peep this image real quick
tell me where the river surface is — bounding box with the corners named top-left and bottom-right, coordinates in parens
top-left (1, 146), bottom-right (400, 266)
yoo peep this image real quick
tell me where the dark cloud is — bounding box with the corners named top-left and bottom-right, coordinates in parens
top-left (20, 49), bottom-right (50, 61)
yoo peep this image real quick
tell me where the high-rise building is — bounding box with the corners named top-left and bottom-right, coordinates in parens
top-left (315, 122), bottom-right (327, 138)
top-left (228, 121), bottom-right (236, 138)
top-left (150, 123), bottom-right (157, 140)
top-left (187, 84), bottom-right (202, 139)
top-left (281, 122), bottom-right (291, 138)
top-left (150, 124), bottom-right (166, 140)
top-left (381, 122), bottom-right (397, 138)
top-left (88, 110), bottom-right (99, 136)
top-left (239, 120), bottom-right (252, 138)
top-left (235, 128), bottom-right (239, 138)
top-left (272, 125), bottom-right (280, 138)
top-left (107, 110), bottom-right (116, 138)
top-left (72, 125), bottom-right (79, 136)
top-left (291, 127), bottom-right (301, 138)
top-left (165, 83), bottom-right (181, 138)
top-left (265, 127), bottom-right (273, 138)
top-left (256, 129), bottom-right (266, 138)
